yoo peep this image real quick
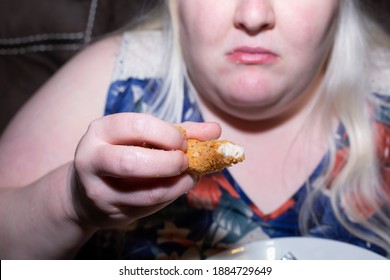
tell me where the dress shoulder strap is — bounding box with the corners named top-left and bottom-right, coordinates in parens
top-left (112, 30), bottom-right (165, 81)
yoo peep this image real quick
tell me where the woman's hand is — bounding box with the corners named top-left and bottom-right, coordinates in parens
top-left (72, 113), bottom-right (221, 229)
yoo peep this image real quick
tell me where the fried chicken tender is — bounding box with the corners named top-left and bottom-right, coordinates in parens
top-left (178, 127), bottom-right (245, 175)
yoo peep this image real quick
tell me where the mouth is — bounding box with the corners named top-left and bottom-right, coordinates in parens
top-left (226, 46), bottom-right (279, 65)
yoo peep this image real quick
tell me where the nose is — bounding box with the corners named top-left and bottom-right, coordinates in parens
top-left (233, 0), bottom-right (275, 35)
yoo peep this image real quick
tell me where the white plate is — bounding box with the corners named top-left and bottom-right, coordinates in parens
top-left (208, 237), bottom-right (387, 260)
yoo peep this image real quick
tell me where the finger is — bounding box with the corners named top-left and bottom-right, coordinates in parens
top-left (179, 122), bottom-right (222, 140)
top-left (119, 200), bottom-right (175, 222)
top-left (107, 174), bottom-right (195, 207)
top-left (93, 144), bottom-right (188, 178)
top-left (91, 113), bottom-right (186, 150)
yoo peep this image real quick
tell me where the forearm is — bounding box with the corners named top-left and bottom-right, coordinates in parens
top-left (0, 162), bottom-right (96, 259)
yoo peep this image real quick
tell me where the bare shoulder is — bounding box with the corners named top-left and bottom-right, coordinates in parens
top-left (0, 34), bottom-right (123, 186)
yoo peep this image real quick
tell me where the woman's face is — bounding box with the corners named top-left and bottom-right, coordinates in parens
top-left (177, 0), bottom-right (340, 121)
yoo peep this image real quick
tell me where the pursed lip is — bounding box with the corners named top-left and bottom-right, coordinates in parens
top-left (226, 46), bottom-right (279, 65)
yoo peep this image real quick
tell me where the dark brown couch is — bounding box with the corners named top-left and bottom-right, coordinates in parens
top-left (0, 0), bottom-right (157, 133)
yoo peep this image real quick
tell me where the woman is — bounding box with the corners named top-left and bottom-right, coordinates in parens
top-left (0, 0), bottom-right (389, 259)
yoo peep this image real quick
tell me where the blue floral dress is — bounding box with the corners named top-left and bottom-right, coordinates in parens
top-left (76, 77), bottom-right (389, 259)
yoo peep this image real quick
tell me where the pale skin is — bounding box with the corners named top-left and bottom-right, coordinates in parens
top-left (177, 0), bottom-right (339, 213)
top-left (0, 0), bottom-right (339, 258)
top-left (0, 37), bottom-right (221, 258)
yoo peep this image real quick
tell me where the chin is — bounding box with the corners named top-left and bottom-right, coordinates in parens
top-left (221, 103), bottom-right (284, 122)
top-left (221, 95), bottom-right (284, 119)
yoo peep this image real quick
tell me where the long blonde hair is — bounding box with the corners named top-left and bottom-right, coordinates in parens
top-left (301, 0), bottom-right (390, 255)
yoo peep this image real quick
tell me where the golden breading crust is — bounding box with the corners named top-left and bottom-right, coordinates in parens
top-left (186, 139), bottom-right (245, 175)
top-left (178, 127), bottom-right (245, 175)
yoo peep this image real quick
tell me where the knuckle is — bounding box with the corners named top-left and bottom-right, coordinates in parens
top-left (74, 156), bottom-right (86, 174)
top-left (74, 145), bottom-right (90, 173)
top-left (87, 117), bottom-right (103, 137)
top-left (74, 125), bottom-right (102, 174)
top-left (147, 187), bottom-right (165, 204)
top-left (83, 185), bottom-right (108, 209)
top-left (83, 184), bottom-right (101, 202)
top-left (128, 114), bottom-right (150, 137)
top-left (117, 148), bottom-right (139, 176)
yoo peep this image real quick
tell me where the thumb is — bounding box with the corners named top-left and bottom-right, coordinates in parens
top-left (178, 122), bottom-right (221, 141)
